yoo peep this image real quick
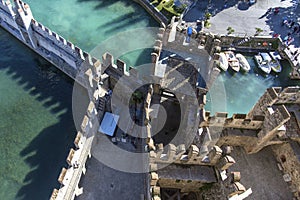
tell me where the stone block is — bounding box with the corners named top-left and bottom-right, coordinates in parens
top-left (50, 188), bottom-right (58, 200)
top-left (150, 163), bottom-right (158, 171)
top-left (153, 195), bottom-right (161, 200)
top-left (74, 131), bottom-right (82, 149)
top-left (156, 143), bottom-right (164, 158)
top-left (151, 172), bottom-right (159, 186)
top-left (116, 59), bottom-right (126, 74)
top-left (166, 144), bottom-right (177, 161)
top-left (217, 155), bottom-right (235, 171)
top-left (152, 186), bottom-right (160, 195)
top-left (231, 172), bottom-right (241, 182)
top-left (58, 167), bottom-right (67, 185)
top-left (188, 145), bottom-right (199, 160)
top-left (66, 148), bottom-right (75, 166)
top-left (149, 151), bottom-right (157, 159)
top-left (81, 115), bottom-right (89, 133)
top-left (102, 52), bottom-right (114, 68)
top-left (87, 101), bottom-right (95, 117)
top-left (208, 146), bottom-right (222, 164)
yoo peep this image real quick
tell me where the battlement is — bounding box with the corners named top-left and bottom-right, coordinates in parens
top-left (14, 0), bottom-right (32, 16)
top-left (51, 94), bottom-right (102, 200)
top-left (149, 143), bottom-right (235, 168)
top-left (30, 19), bottom-right (100, 69)
top-left (0, 0), bottom-right (15, 18)
top-left (201, 111), bottom-right (264, 130)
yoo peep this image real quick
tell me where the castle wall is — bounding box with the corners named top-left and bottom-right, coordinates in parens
top-left (0, 1), bottom-right (143, 200)
top-left (0, 0), bottom-right (103, 89)
top-left (0, 1), bottom-right (24, 40)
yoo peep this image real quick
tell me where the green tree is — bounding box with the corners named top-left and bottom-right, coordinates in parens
top-left (255, 27), bottom-right (263, 36)
top-left (227, 27), bottom-right (235, 35)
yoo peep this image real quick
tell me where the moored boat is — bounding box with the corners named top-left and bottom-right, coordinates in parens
top-left (236, 53), bottom-right (251, 72)
top-left (218, 52), bottom-right (229, 71)
top-left (269, 52), bottom-right (282, 73)
top-left (224, 51), bottom-right (240, 72)
top-left (254, 53), bottom-right (271, 74)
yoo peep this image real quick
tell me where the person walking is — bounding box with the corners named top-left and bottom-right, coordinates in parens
top-left (293, 25), bottom-right (299, 34)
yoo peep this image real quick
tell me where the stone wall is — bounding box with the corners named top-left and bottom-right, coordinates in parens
top-left (0, 0), bottom-right (102, 90)
top-left (149, 145), bottom-right (251, 200)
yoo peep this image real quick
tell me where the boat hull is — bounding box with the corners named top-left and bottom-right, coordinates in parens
top-left (225, 51), bottom-right (240, 72)
top-left (236, 53), bottom-right (251, 72)
top-left (254, 54), bottom-right (271, 74)
top-left (218, 52), bottom-right (229, 71)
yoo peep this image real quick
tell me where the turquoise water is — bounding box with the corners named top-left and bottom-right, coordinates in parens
top-left (206, 56), bottom-right (300, 117)
top-left (0, 29), bottom-right (76, 200)
top-left (0, 0), bottom-right (158, 199)
top-left (0, 0), bottom-right (299, 199)
top-left (26, 0), bottom-right (159, 67)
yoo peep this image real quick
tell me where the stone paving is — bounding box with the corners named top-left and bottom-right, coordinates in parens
top-left (229, 146), bottom-right (293, 200)
top-left (75, 157), bottom-right (146, 200)
top-left (184, 0), bottom-right (300, 47)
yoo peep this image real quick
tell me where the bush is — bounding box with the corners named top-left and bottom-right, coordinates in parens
top-left (204, 20), bottom-right (211, 28)
top-left (205, 12), bottom-right (212, 20)
top-left (227, 27), bottom-right (235, 35)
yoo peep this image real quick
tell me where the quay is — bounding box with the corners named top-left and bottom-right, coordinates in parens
top-left (0, 0), bottom-right (300, 200)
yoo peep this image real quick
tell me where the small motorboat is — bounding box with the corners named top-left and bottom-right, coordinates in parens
top-left (254, 53), bottom-right (271, 74)
top-left (224, 51), bottom-right (240, 72)
top-left (269, 52), bottom-right (282, 73)
top-left (236, 53), bottom-right (251, 72)
top-left (218, 52), bottom-right (229, 71)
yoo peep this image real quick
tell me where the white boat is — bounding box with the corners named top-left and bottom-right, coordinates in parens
top-left (236, 53), bottom-right (251, 72)
top-left (269, 51), bottom-right (282, 60)
top-left (269, 52), bottom-right (282, 73)
top-left (224, 51), bottom-right (240, 72)
top-left (218, 52), bottom-right (229, 71)
top-left (254, 53), bottom-right (271, 74)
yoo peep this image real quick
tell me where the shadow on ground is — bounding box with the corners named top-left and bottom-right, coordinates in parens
top-left (265, 2), bottom-right (300, 48)
top-left (183, 0), bottom-right (253, 22)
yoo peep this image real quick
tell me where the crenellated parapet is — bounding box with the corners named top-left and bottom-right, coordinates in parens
top-left (148, 143), bottom-right (250, 199)
top-left (149, 143), bottom-right (235, 168)
top-left (51, 96), bottom-right (104, 200)
top-left (202, 102), bottom-right (293, 154)
top-left (200, 112), bottom-right (264, 130)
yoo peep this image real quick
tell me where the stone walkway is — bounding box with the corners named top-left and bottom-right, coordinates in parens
top-left (75, 157), bottom-right (146, 200)
top-left (184, 0), bottom-right (300, 47)
top-left (229, 146), bottom-right (293, 200)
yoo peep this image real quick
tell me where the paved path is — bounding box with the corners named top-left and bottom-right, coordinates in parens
top-left (76, 157), bottom-right (146, 200)
top-left (184, 0), bottom-right (300, 47)
top-left (229, 147), bottom-right (293, 200)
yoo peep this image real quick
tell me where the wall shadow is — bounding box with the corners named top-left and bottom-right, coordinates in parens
top-left (78, 0), bottom-right (159, 34)
top-left (265, 2), bottom-right (300, 48)
top-left (183, 0), bottom-right (251, 22)
top-left (0, 28), bottom-right (78, 200)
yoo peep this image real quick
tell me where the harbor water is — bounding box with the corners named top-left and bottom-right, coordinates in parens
top-left (0, 0), bottom-right (157, 199)
top-left (206, 56), bottom-right (300, 116)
